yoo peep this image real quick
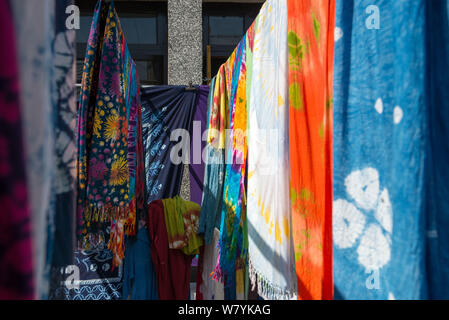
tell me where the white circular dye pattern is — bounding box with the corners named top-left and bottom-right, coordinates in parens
top-left (333, 199), bottom-right (366, 249)
top-left (335, 167), bottom-right (394, 271)
top-left (90, 264), bottom-right (98, 272)
top-left (335, 27), bottom-right (343, 42)
top-left (357, 224), bottom-right (391, 270)
top-left (375, 189), bottom-right (393, 233)
top-left (345, 168), bottom-right (380, 211)
top-left (394, 106), bottom-right (403, 124)
top-left (374, 98), bottom-right (383, 114)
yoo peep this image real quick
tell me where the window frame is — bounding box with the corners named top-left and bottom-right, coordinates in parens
top-left (76, 0), bottom-right (168, 85)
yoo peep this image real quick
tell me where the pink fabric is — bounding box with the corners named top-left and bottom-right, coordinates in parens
top-left (0, 0), bottom-right (34, 300)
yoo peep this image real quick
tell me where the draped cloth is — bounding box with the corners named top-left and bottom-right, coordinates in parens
top-left (247, 0), bottom-right (297, 300)
top-left (76, 0), bottom-right (144, 268)
top-left (216, 33), bottom-right (248, 300)
top-left (0, 0), bottom-right (34, 299)
top-left (333, 0), bottom-right (449, 299)
top-left (11, 0), bottom-right (55, 298)
top-left (200, 228), bottom-right (224, 300)
top-left (147, 200), bottom-right (194, 300)
top-left (189, 86), bottom-right (209, 205)
top-left (162, 196), bottom-right (203, 256)
top-left (287, 0), bottom-right (335, 300)
top-left (198, 77), bottom-right (225, 246)
top-left (122, 227), bottom-right (158, 300)
top-left (50, 0), bottom-right (77, 271)
top-left (141, 86), bottom-right (199, 204)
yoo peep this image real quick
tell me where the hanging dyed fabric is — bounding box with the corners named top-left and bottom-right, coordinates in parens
top-left (200, 228), bottom-right (224, 300)
top-left (215, 34), bottom-right (248, 300)
top-left (122, 227), bottom-right (158, 300)
top-left (247, 0), bottom-right (297, 300)
top-left (76, 0), bottom-right (144, 268)
top-left (333, 0), bottom-right (449, 299)
top-left (198, 76), bottom-right (225, 245)
top-left (189, 86), bottom-right (210, 205)
top-left (50, 248), bottom-right (123, 300)
top-left (141, 86), bottom-right (199, 204)
top-left (49, 0), bottom-right (77, 283)
top-left (147, 200), bottom-right (194, 300)
top-left (287, 0), bottom-right (335, 300)
top-left (0, 0), bottom-right (34, 299)
top-left (162, 196), bottom-right (203, 256)
top-left (11, 0), bottom-right (55, 298)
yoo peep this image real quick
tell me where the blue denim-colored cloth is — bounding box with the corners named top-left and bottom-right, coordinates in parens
top-left (333, 0), bottom-right (449, 299)
top-left (122, 228), bottom-right (158, 300)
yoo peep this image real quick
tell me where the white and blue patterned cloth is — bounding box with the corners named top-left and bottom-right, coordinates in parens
top-left (333, 0), bottom-right (449, 299)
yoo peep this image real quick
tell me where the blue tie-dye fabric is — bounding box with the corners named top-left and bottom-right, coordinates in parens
top-left (333, 0), bottom-right (449, 300)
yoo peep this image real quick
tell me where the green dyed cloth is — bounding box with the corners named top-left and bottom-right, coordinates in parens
top-left (162, 196), bottom-right (203, 255)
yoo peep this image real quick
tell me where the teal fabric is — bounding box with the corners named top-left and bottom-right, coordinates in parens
top-left (198, 76), bottom-right (224, 245)
top-left (122, 228), bottom-right (158, 300)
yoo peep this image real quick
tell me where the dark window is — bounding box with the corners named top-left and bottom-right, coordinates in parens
top-left (75, 0), bottom-right (167, 86)
top-left (202, 3), bottom-right (263, 83)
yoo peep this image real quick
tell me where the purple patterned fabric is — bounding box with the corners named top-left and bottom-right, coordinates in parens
top-left (189, 85), bottom-right (209, 205)
top-left (0, 0), bottom-right (34, 300)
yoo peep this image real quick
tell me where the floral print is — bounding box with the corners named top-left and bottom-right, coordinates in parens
top-left (76, 0), bottom-right (143, 268)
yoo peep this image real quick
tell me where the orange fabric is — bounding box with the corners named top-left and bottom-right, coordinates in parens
top-left (287, 0), bottom-right (335, 300)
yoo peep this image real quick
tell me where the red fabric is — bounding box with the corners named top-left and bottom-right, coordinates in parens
top-left (147, 200), bottom-right (192, 300)
top-left (195, 245), bottom-right (205, 300)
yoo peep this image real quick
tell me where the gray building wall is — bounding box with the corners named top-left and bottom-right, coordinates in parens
top-left (167, 0), bottom-right (203, 86)
top-left (167, 0), bottom-right (203, 201)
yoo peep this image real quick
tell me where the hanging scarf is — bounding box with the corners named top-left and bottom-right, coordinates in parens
top-left (11, 0), bottom-right (55, 298)
top-left (162, 196), bottom-right (203, 256)
top-left (287, 0), bottom-right (335, 300)
top-left (198, 74), bottom-right (225, 244)
top-left (333, 0), bottom-right (449, 300)
top-left (247, 0), bottom-right (297, 300)
top-left (189, 86), bottom-right (210, 205)
top-left (198, 76), bottom-right (225, 245)
top-left (214, 35), bottom-right (248, 300)
top-left (48, 0), bottom-right (78, 296)
top-left (0, 0), bottom-right (34, 299)
top-left (76, 0), bottom-right (143, 268)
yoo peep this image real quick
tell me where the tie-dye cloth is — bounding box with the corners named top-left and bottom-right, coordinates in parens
top-left (287, 0), bottom-right (335, 300)
top-left (141, 86), bottom-right (199, 204)
top-left (76, 0), bottom-right (144, 268)
top-left (247, 0), bottom-right (297, 300)
top-left (198, 77), bottom-right (225, 246)
top-left (50, 0), bottom-right (77, 271)
top-left (162, 196), bottom-right (203, 256)
top-left (0, 0), bottom-right (34, 299)
top-left (11, 0), bottom-right (56, 298)
top-left (333, 0), bottom-right (449, 299)
top-left (216, 33), bottom-right (248, 300)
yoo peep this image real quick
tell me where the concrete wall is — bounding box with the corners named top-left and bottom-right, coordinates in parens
top-left (167, 0), bottom-right (203, 86)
